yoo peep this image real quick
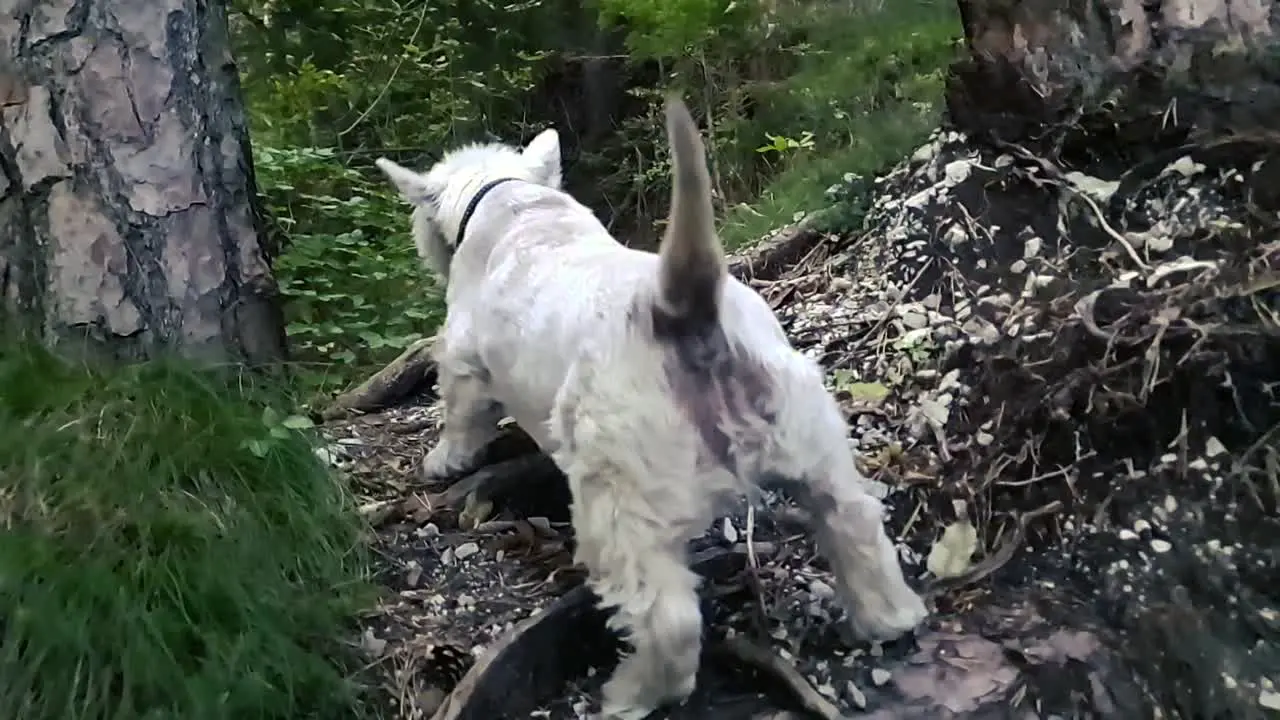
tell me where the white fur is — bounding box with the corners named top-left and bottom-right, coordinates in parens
top-left (376, 122), bottom-right (928, 720)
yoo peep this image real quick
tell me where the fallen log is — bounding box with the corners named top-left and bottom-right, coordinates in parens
top-left (727, 220), bottom-right (825, 283)
top-left (428, 542), bottom-right (1151, 720)
top-left (321, 335), bottom-right (436, 420)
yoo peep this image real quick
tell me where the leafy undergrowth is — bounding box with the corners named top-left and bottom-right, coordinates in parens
top-left (0, 341), bottom-right (377, 720)
top-left (258, 146), bottom-right (446, 397)
top-left (719, 0), bottom-right (960, 248)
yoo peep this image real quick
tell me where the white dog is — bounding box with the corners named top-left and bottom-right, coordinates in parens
top-left (376, 97), bottom-right (928, 719)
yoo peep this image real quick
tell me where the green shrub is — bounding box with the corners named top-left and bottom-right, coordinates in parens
top-left (232, 0), bottom-right (962, 388)
top-left (256, 146), bottom-right (445, 394)
top-left (0, 341), bottom-right (375, 720)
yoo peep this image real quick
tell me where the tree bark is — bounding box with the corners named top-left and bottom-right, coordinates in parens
top-left (947, 0), bottom-right (1280, 150)
top-left (0, 0), bottom-right (287, 365)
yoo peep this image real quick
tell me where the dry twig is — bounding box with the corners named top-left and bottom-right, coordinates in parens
top-left (714, 635), bottom-right (850, 720)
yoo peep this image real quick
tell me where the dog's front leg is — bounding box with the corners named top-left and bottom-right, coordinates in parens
top-left (422, 365), bottom-right (505, 481)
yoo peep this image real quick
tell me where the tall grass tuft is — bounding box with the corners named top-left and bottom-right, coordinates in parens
top-left (0, 339), bottom-right (376, 720)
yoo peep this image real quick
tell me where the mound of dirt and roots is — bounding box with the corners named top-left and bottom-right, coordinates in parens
top-left (317, 127), bottom-right (1280, 720)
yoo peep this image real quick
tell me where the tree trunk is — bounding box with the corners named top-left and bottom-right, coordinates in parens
top-left (947, 0), bottom-right (1280, 152)
top-left (0, 0), bottom-right (287, 366)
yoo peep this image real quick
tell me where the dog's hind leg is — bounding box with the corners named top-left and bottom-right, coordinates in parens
top-left (554, 452), bottom-right (703, 720)
top-left (769, 390), bottom-right (929, 643)
top-left (422, 361), bottom-right (505, 481)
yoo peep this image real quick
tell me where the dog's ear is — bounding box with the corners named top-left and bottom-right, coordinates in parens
top-left (522, 129), bottom-right (563, 188)
top-left (375, 158), bottom-right (437, 206)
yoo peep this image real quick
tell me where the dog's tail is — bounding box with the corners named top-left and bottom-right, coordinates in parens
top-left (656, 95), bottom-right (726, 331)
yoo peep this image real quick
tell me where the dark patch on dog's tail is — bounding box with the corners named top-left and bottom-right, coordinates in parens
top-left (655, 95), bottom-right (725, 336)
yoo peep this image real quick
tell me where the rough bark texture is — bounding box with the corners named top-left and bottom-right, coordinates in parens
top-left (0, 0), bottom-right (286, 364)
top-left (947, 0), bottom-right (1280, 153)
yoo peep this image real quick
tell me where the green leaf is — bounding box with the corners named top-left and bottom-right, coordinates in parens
top-left (245, 439), bottom-right (271, 458)
top-left (281, 414), bottom-right (316, 430)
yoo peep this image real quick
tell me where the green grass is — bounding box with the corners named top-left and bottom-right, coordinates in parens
top-left (721, 103), bottom-right (942, 248)
top-left (0, 340), bottom-right (376, 720)
top-left (720, 0), bottom-right (961, 249)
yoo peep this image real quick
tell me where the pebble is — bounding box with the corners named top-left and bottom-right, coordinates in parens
top-left (846, 681), bottom-right (868, 709)
top-left (455, 542), bottom-right (481, 561)
top-left (722, 517), bottom-right (739, 544)
top-left (900, 311), bottom-right (929, 329)
top-left (871, 668), bottom-right (892, 686)
top-left (809, 579), bottom-right (836, 600)
top-left (1259, 689), bottom-right (1280, 710)
top-left (1151, 539), bottom-right (1172, 553)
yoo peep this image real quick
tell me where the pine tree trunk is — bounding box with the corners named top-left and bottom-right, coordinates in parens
top-left (0, 0), bottom-right (287, 366)
top-left (947, 0), bottom-right (1280, 150)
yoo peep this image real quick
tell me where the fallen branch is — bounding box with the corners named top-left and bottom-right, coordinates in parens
top-left (714, 635), bottom-right (849, 720)
top-left (428, 584), bottom-right (615, 720)
top-left (728, 221), bottom-right (825, 283)
top-left (429, 547), bottom-right (740, 720)
top-left (433, 454), bottom-right (567, 517)
top-left (925, 500), bottom-right (1064, 596)
top-left (399, 440), bottom-right (572, 528)
top-left (321, 335), bottom-right (437, 420)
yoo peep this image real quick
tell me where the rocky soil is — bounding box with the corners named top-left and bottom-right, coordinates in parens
top-left (322, 127), bottom-right (1280, 719)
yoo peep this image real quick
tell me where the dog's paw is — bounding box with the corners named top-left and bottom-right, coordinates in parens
top-left (599, 687), bottom-right (664, 720)
top-left (596, 702), bottom-right (659, 720)
top-left (847, 590), bottom-right (929, 643)
top-left (420, 440), bottom-right (482, 481)
top-left (596, 657), bottom-right (694, 720)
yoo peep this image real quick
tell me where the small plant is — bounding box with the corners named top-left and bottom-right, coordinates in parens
top-left (813, 171), bottom-right (875, 236)
top-left (755, 131), bottom-right (816, 156)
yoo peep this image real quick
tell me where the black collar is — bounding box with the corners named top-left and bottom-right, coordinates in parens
top-left (455, 177), bottom-right (522, 245)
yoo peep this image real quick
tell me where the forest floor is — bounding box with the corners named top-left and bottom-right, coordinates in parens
top-left (322, 128), bottom-right (1280, 719)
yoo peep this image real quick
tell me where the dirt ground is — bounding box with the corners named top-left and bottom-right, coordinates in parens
top-left (321, 128), bottom-right (1280, 720)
